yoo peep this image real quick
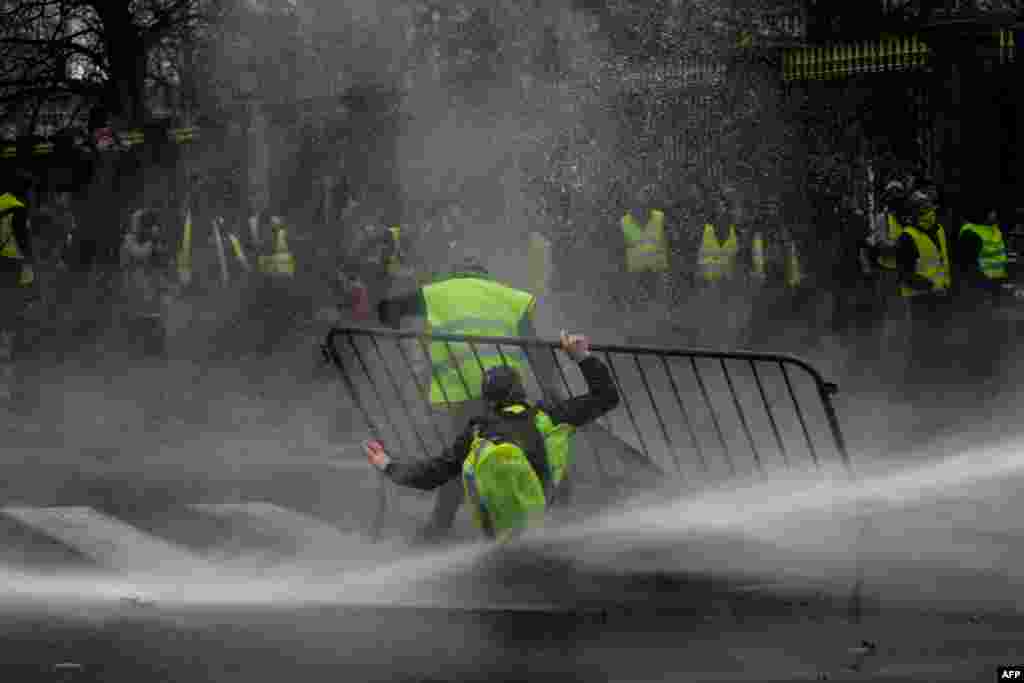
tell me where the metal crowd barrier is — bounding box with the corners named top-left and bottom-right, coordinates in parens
top-left (323, 327), bottom-right (850, 506)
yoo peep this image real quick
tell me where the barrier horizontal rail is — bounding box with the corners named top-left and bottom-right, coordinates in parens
top-left (324, 327), bottom-right (851, 517)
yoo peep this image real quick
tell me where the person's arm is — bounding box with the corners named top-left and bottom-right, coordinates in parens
top-left (364, 420), bottom-right (477, 490)
top-left (541, 332), bottom-right (619, 427)
top-left (377, 288), bottom-right (426, 328)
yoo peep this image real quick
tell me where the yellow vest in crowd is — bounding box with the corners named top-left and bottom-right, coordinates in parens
top-left (0, 193), bottom-right (26, 260)
top-left (751, 232), bottom-right (766, 279)
top-left (422, 274), bottom-right (535, 405)
top-left (959, 222), bottom-right (1008, 280)
top-left (698, 223), bottom-right (738, 282)
top-left (621, 209), bottom-right (669, 273)
top-left (900, 225), bottom-right (950, 297)
top-left (258, 219), bottom-right (296, 277)
top-left (527, 231), bottom-right (553, 295)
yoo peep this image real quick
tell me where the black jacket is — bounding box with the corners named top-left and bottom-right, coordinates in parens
top-left (385, 355), bottom-right (619, 490)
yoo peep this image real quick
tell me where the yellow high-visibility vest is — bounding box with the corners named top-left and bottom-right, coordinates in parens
top-left (622, 209), bottom-right (669, 273)
top-left (900, 225), bottom-right (950, 297)
top-left (698, 223), bottom-right (738, 282)
top-left (959, 223), bottom-right (1007, 280)
top-left (259, 220), bottom-right (296, 277)
top-left (422, 275), bottom-right (535, 405)
top-left (0, 193), bottom-right (26, 260)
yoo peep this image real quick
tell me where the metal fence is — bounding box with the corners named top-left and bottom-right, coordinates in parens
top-left (324, 327), bottom-right (850, 506)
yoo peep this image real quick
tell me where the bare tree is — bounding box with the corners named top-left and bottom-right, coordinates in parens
top-left (0, 0), bottom-right (226, 131)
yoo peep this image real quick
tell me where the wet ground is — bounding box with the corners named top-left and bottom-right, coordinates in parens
top-left (3, 291), bottom-right (1024, 681)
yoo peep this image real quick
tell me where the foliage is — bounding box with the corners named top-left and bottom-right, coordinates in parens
top-left (0, 0), bottom-right (229, 131)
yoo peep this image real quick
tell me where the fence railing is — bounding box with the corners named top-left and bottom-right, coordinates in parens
top-left (324, 327), bottom-right (850, 505)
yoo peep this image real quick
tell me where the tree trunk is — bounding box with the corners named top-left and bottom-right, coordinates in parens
top-left (95, 2), bottom-right (147, 124)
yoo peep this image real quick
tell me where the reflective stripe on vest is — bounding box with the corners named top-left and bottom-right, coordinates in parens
top-left (622, 209), bottom-right (668, 273)
top-left (959, 223), bottom-right (1008, 280)
top-left (422, 277), bottom-right (535, 405)
top-left (0, 193), bottom-right (26, 260)
top-left (751, 233), bottom-right (766, 277)
top-left (698, 223), bottom-right (738, 281)
top-left (900, 225), bottom-right (950, 297)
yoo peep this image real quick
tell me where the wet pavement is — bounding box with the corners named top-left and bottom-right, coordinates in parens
top-left (3, 301), bottom-right (1024, 681)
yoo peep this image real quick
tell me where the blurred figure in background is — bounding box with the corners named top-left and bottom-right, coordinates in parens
top-left (378, 249), bottom-right (560, 542)
top-left (617, 183), bottom-right (670, 338)
top-left (954, 202), bottom-right (1018, 398)
top-left (0, 171), bottom-right (36, 405)
top-left (120, 208), bottom-right (177, 357)
top-left (872, 186), bottom-right (952, 398)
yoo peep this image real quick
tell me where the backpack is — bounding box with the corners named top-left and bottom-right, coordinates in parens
top-left (461, 404), bottom-right (550, 540)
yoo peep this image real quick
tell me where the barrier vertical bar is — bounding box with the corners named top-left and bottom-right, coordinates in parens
top-left (347, 334), bottom-right (414, 460)
top-left (690, 356), bottom-right (735, 476)
top-left (780, 361), bottom-right (819, 467)
top-left (660, 356), bottom-right (707, 473)
top-left (367, 334), bottom-right (432, 460)
top-left (418, 336), bottom-right (454, 411)
top-left (720, 358), bottom-right (762, 472)
top-left (444, 340), bottom-right (474, 400)
top-left (750, 360), bottom-right (789, 467)
top-left (818, 381), bottom-right (851, 473)
top-left (634, 353), bottom-right (680, 475)
top-left (328, 332), bottom-right (392, 541)
top-left (394, 337), bottom-right (448, 448)
top-left (604, 351), bottom-right (651, 463)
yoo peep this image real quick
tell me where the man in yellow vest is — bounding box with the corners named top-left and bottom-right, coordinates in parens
top-left (954, 204), bottom-right (1018, 395)
top-left (872, 188), bottom-right (951, 393)
top-left (620, 185), bottom-right (669, 306)
top-left (692, 195), bottom-right (743, 346)
top-left (378, 250), bottom-right (560, 542)
top-left (258, 215), bottom-right (296, 277)
top-left (697, 218), bottom-right (739, 285)
top-left (364, 330), bottom-right (618, 542)
top-left (0, 172), bottom-right (36, 402)
top-left (956, 205), bottom-right (1011, 299)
